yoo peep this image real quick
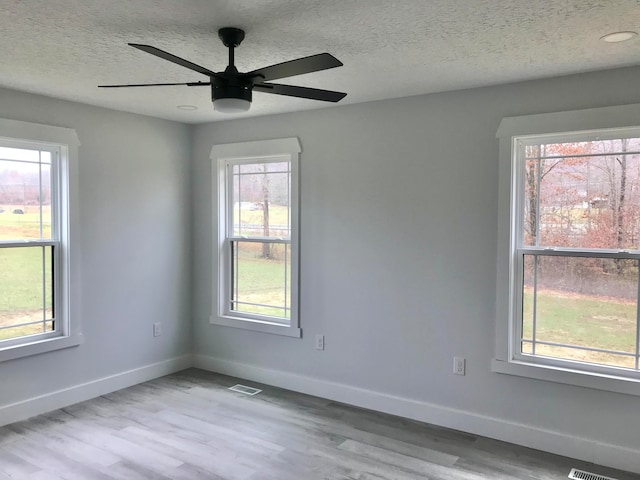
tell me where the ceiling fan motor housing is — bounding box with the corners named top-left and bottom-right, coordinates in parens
top-left (211, 74), bottom-right (253, 102)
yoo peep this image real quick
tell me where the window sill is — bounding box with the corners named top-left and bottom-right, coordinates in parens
top-left (0, 333), bottom-right (84, 363)
top-left (492, 358), bottom-right (640, 397)
top-left (210, 315), bottom-right (302, 338)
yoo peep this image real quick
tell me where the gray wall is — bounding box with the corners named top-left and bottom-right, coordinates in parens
top-left (0, 88), bottom-right (192, 405)
top-left (191, 66), bottom-right (640, 450)
top-left (3, 65), bottom-right (640, 461)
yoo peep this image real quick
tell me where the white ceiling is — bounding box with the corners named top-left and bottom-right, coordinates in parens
top-left (2, 1), bottom-right (640, 124)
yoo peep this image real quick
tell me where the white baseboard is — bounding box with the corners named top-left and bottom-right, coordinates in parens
top-left (0, 354), bottom-right (193, 428)
top-left (193, 354), bottom-right (640, 475)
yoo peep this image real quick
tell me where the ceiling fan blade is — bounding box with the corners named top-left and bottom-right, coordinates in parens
top-left (254, 83), bottom-right (346, 102)
top-left (99, 81), bottom-right (211, 88)
top-left (248, 53), bottom-right (343, 82)
top-left (129, 44), bottom-right (217, 77)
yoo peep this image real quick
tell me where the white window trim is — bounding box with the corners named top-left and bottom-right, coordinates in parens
top-left (210, 137), bottom-right (301, 338)
top-left (494, 103), bottom-right (640, 396)
top-left (0, 118), bottom-right (82, 362)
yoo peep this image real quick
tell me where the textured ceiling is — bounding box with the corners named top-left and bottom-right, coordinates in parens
top-left (2, 0), bottom-right (640, 123)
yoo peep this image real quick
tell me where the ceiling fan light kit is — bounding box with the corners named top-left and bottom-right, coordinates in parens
top-left (99, 27), bottom-right (346, 114)
top-left (213, 97), bottom-right (251, 113)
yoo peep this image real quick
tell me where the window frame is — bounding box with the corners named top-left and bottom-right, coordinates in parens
top-left (494, 103), bottom-right (640, 396)
top-left (0, 118), bottom-right (82, 362)
top-left (211, 138), bottom-right (301, 338)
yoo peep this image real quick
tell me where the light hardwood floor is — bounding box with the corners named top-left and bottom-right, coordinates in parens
top-left (0, 368), bottom-right (637, 479)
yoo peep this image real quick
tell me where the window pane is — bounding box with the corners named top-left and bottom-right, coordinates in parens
top-left (238, 161), bottom-right (289, 174)
top-left (0, 246), bottom-right (54, 341)
top-left (523, 254), bottom-right (638, 369)
top-left (0, 155), bottom-right (53, 240)
top-left (231, 162), bottom-right (291, 239)
top-left (0, 146), bottom-right (41, 162)
top-left (522, 137), bottom-right (640, 249)
top-left (231, 241), bottom-right (290, 321)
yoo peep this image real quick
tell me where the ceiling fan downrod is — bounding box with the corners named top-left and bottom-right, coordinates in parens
top-left (218, 27), bottom-right (245, 72)
top-left (214, 28), bottom-right (251, 110)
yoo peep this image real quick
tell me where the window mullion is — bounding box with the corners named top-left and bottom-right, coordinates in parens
top-left (284, 243), bottom-right (289, 318)
top-left (38, 150), bottom-right (43, 238)
top-left (524, 149), bottom-right (640, 162)
top-left (636, 263), bottom-right (640, 370)
top-left (531, 255), bottom-right (538, 355)
top-left (287, 166), bottom-right (291, 241)
top-left (41, 246), bottom-right (46, 332)
top-left (231, 240), bottom-right (237, 313)
top-left (227, 236), bottom-right (291, 244)
top-left (518, 247), bottom-right (640, 259)
top-left (237, 165), bottom-right (242, 237)
top-left (0, 240), bottom-right (56, 248)
top-left (51, 149), bottom-right (60, 333)
top-left (51, 245), bottom-right (56, 331)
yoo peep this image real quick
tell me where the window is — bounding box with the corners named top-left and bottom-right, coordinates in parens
top-left (211, 138), bottom-right (301, 337)
top-left (494, 104), bottom-right (640, 395)
top-left (514, 129), bottom-right (640, 372)
top-left (0, 118), bottom-right (80, 362)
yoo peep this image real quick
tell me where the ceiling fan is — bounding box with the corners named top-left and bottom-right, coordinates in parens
top-left (99, 27), bottom-right (347, 113)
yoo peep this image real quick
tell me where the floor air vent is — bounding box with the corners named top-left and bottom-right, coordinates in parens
top-left (228, 384), bottom-right (262, 395)
top-left (568, 468), bottom-right (618, 480)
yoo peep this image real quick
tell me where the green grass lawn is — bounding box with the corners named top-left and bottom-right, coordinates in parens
top-left (232, 244), bottom-right (290, 319)
top-left (0, 206), bottom-right (53, 340)
top-left (523, 288), bottom-right (637, 368)
top-left (0, 206), bottom-right (51, 240)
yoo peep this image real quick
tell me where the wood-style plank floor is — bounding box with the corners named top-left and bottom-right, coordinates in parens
top-left (0, 368), bottom-right (637, 479)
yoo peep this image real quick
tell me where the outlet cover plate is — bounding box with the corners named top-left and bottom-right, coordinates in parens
top-left (453, 357), bottom-right (466, 375)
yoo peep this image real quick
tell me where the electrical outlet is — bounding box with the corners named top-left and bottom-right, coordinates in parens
top-left (315, 334), bottom-right (325, 351)
top-left (453, 357), bottom-right (466, 376)
top-left (153, 322), bottom-right (162, 337)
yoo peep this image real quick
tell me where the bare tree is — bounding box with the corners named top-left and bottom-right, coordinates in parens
top-left (261, 164), bottom-right (271, 259)
top-left (524, 144), bottom-right (564, 244)
top-left (616, 139), bottom-right (628, 250)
